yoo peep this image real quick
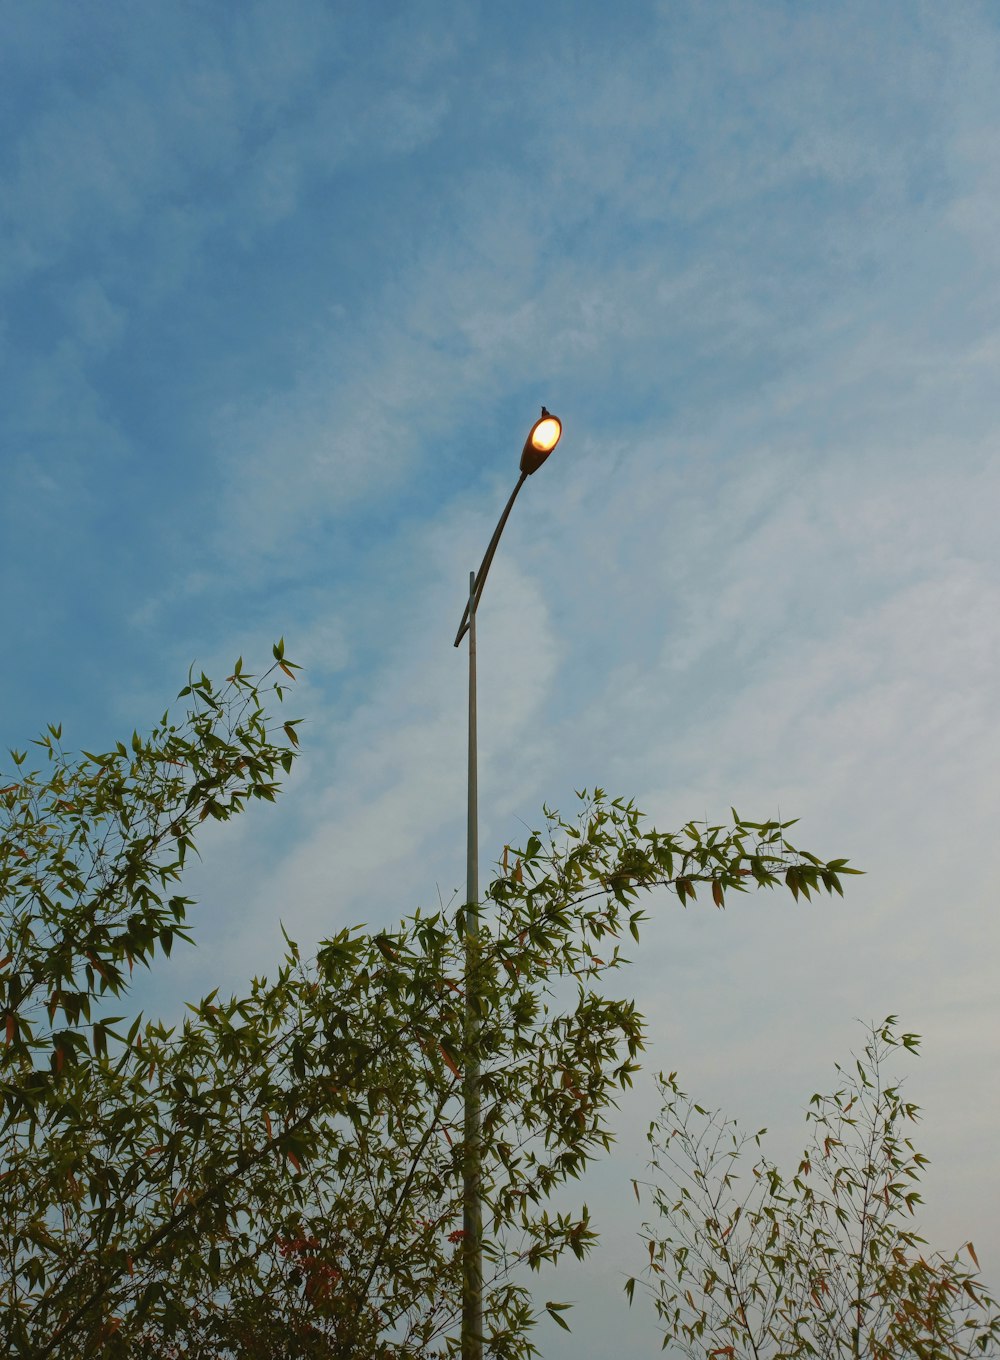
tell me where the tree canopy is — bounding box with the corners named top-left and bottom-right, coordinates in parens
top-left (1, 648), bottom-right (856, 1358)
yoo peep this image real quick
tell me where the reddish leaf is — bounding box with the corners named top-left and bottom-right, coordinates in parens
top-left (967, 1241), bottom-right (980, 1269)
top-left (288, 1150), bottom-right (302, 1173)
top-left (440, 1045), bottom-right (461, 1079)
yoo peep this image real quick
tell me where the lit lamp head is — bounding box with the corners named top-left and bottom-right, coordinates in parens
top-left (519, 407), bottom-right (562, 476)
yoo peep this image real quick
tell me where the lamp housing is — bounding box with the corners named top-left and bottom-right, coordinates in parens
top-left (519, 407), bottom-right (562, 475)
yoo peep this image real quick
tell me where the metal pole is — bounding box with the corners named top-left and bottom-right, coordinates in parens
top-left (462, 569), bottom-right (483, 1360)
top-left (453, 412), bottom-right (559, 1354)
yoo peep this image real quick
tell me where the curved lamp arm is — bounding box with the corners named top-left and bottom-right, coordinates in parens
top-left (453, 409), bottom-right (561, 648)
top-left (453, 470), bottom-right (528, 648)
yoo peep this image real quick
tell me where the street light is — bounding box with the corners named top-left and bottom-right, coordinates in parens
top-left (454, 407), bottom-right (563, 1360)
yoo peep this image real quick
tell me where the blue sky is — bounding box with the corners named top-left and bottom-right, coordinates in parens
top-left (3, 1), bottom-right (1000, 1353)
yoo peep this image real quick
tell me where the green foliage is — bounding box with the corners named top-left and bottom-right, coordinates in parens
top-left (629, 1019), bottom-right (1000, 1359)
top-left (1, 666), bottom-right (852, 1358)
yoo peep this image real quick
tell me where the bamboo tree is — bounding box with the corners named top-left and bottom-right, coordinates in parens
top-left (2, 656), bottom-right (853, 1358)
top-left (629, 1019), bottom-right (1000, 1359)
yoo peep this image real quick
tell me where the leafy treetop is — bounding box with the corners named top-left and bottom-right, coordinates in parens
top-left (1, 650), bottom-right (856, 1358)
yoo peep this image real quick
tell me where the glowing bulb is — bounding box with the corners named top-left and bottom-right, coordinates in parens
top-left (531, 416), bottom-right (562, 453)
